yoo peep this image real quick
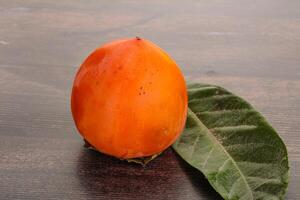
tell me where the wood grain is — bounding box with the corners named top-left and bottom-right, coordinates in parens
top-left (0, 0), bottom-right (299, 199)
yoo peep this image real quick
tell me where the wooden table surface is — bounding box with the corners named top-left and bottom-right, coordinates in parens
top-left (0, 0), bottom-right (299, 199)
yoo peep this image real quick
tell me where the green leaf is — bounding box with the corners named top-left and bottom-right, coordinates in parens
top-left (173, 83), bottom-right (289, 200)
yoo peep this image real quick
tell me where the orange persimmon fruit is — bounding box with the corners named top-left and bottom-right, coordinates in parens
top-left (71, 37), bottom-right (187, 159)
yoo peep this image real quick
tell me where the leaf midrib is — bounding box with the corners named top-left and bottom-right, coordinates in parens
top-left (188, 107), bottom-right (254, 199)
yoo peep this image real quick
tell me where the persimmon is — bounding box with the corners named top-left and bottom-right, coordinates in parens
top-left (71, 37), bottom-right (187, 159)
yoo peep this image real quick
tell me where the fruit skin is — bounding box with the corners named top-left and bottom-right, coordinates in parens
top-left (71, 37), bottom-right (187, 159)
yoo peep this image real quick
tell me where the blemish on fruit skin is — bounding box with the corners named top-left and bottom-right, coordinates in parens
top-left (138, 86), bottom-right (147, 95)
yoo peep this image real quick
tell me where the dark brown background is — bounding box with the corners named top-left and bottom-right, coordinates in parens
top-left (0, 0), bottom-right (299, 199)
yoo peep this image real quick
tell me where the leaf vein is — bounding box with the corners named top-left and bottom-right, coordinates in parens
top-left (202, 144), bottom-right (215, 169)
top-left (189, 108), bottom-right (254, 199)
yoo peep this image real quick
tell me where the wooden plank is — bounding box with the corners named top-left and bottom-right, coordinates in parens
top-left (0, 0), bottom-right (299, 199)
